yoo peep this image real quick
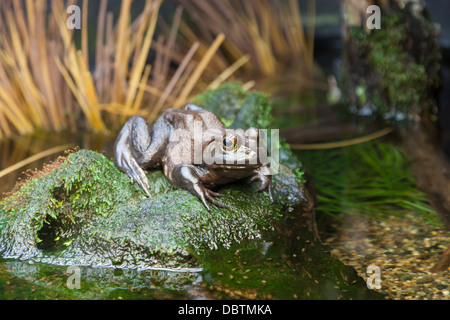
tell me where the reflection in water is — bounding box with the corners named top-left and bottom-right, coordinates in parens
top-left (1, 260), bottom-right (200, 300)
top-left (0, 131), bottom-right (115, 197)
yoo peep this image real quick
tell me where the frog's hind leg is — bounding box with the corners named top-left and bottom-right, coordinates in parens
top-left (172, 164), bottom-right (231, 211)
top-left (114, 116), bottom-right (152, 196)
top-left (129, 115), bottom-right (170, 167)
top-left (115, 115), bottom-right (170, 197)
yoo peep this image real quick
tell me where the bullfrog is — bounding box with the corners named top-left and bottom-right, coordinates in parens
top-left (114, 104), bottom-right (273, 210)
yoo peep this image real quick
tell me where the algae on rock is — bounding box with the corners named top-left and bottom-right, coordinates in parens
top-left (191, 82), bottom-right (273, 129)
top-left (0, 83), bottom-right (312, 270)
top-left (0, 83), bottom-right (386, 300)
top-left (339, 1), bottom-right (441, 125)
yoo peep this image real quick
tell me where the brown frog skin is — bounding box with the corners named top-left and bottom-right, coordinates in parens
top-left (114, 104), bottom-right (273, 210)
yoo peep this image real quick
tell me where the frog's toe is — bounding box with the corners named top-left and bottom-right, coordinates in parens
top-left (134, 171), bottom-right (151, 196)
top-left (256, 180), bottom-right (268, 192)
top-left (196, 188), bottom-right (229, 211)
top-left (266, 183), bottom-right (274, 202)
top-left (173, 164), bottom-right (230, 210)
top-left (135, 172), bottom-right (151, 197)
top-left (205, 191), bottom-right (231, 210)
top-left (190, 186), bottom-right (228, 210)
top-left (247, 172), bottom-right (273, 202)
top-left (121, 156), bottom-right (151, 197)
top-left (207, 190), bottom-right (224, 197)
top-left (247, 174), bottom-right (260, 184)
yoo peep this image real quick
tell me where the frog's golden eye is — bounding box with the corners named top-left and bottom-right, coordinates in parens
top-left (222, 135), bottom-right (237, 151)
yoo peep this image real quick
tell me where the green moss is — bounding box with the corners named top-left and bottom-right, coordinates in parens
top-left (0, 150), bottom-right (140, 257)
top-left (340, 4), bottom-right (441, 125)
top-left (0, 134), bottom-right (305, 270)
top-left (191, 82), bottom-right (273, 129)
top-left (0, 83), bottom-right (384, 300)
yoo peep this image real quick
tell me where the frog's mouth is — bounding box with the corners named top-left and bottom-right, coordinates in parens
top-left (209, 163), bottom-right (260, 170)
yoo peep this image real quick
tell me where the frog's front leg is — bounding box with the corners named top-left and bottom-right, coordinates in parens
top-left (114, 115), bottom-right (170, 197)
top-left (247, 170), bottom-right (274, 202)
top-left (171, 164), bottom-right (230, 211)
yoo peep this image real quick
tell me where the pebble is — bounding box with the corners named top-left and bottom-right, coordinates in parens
top-left (405, 288), bottom-right (415, 294)
top-left (399, 274), bottom-right (413, 281)
top-left (416, 276), bottom-right (434, 284)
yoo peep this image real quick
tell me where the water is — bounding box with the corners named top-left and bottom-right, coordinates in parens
top-left (0, 226), bottom-right (384, 300)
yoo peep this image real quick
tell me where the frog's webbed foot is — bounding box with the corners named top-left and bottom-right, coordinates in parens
top-left (200, 189), bottom-right (230, 211)
top-left (172, 165), bottom-right (231, 211)
top-left (247, 171), bottom-right (274, 202)
top-left (114, 116), bottom-right (151, 197)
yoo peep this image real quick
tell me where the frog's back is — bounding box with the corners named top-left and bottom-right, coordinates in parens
top-left (163, 104), bottom-right (225, 130)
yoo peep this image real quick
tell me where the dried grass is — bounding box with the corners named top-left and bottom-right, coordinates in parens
top-left (0, 0), bottom-right (247, 137)
top-left (175, 0), bottom-right (317, 77)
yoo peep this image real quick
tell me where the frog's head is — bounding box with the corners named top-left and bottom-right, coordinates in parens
top-left (202, 127), bottom-right (266, 170)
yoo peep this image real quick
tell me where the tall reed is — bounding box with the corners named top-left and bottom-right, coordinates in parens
top-left (0, 0), bottom-right (246, 137)
top-left (175, 0), bottom-right (317, 77)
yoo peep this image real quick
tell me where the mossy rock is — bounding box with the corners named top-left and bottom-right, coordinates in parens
top-left (0, 84), bottom-right (310, 270)
top-left (340, 2), bottom-right (441, 125)
top-left (0, 83), bottom-right (386, 299)
top-left (191, 82), bottom-right (273, 129)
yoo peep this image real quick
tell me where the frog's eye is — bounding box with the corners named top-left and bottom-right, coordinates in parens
top-left (222, 135), bottom-right (237, 151)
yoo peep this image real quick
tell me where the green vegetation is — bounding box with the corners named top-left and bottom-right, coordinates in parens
top-left (340, 5), bottom-right (441, 125)
top-left (0, 83), bottom-right (388, 300)
top-left (191, 82), bottom-right (273, 129)
top-left (0, 83), bottom-right (309, 270)
top-left (0, 149), bottom-right (140, 259)
top-left (299, 141), bottom-right (440, 225)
